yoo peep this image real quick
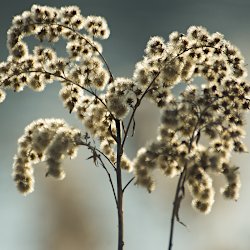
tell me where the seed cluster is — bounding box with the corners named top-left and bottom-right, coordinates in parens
top-left (133, 26), bottom-right (249, 213)
top-left (13, 119), bottom-right (81, 195)
top-left (0, 4), bottom-right (109, 94)
top-left (0, 5), bottom-right (248, 213)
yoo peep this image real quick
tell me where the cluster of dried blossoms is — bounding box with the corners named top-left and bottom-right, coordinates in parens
top-left (0, 5), bottom-right (249, 215)
top-left (0, 4), bottom-right (132, 194)
top-left (133, 27), bottom-right (249, 213)
top-left (13, 119), bottom-right (81, 194)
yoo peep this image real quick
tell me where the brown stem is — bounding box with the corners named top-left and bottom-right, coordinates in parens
top-left (168, 109), bottom-right (202, 249)
top-left (115, 119), bottom-right (124, 250)
top-left (168, 171), bottom-right (185, 250)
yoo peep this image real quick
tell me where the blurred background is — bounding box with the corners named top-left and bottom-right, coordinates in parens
top-left (0, 0), bottom-right (250, 249)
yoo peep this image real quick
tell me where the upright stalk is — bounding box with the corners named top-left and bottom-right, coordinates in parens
top-left (168, 123), bottom-right (199, 250)
top-left (168, 172), bottom-right (185, 250)
top-left (115, 119), bottom-right (124, 250)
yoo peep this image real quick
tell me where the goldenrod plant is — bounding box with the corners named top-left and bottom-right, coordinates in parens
top-left (0, 5), bottom-right (249, 250)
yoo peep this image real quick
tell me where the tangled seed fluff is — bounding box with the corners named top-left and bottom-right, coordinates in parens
top-left (12, 119), bottom-right (81, 195)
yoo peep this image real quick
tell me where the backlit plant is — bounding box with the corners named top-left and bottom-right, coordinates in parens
top-left (0, 5), bottom-right (249, 250)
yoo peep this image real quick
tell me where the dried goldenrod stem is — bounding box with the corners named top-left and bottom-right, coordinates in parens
top-left (115, 119), bottom-right (124, 250)
top-left (0, 4), bottom-right (249, 250)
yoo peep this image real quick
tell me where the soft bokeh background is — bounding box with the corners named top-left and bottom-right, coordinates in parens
top-left (0, 0), bottom-right (250, 249)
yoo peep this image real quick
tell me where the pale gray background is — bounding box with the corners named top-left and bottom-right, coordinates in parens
top-left (0, 0), bottom-right (250, 250)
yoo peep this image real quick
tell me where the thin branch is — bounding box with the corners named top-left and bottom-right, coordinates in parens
top-left (121, 44), bottom-right (229, 148)
top-left (98, 155), bottom-right (118, 207)
top-left (32, 21), bottom-right (114, 82)
top-left (131, 117), bottom-right (136, 137)
top-left (77, 139), bottom-right (116, 170)
top-left (121, 55), bottom-right (184, 147)
top-left (121, 121), bottom-right (126, 135)
top-left (50, 71), bottom-right (112, 114)
top-left (108, 123), bottom-right (117, 142)
top-left (122, 177), bottom-right (135, 193)
top-left (1, 68), bottom-right (115, 118)
top-left (121, 66), bottom-right (161, 147)
top-left (78, 138), bottom-right (118, 206)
